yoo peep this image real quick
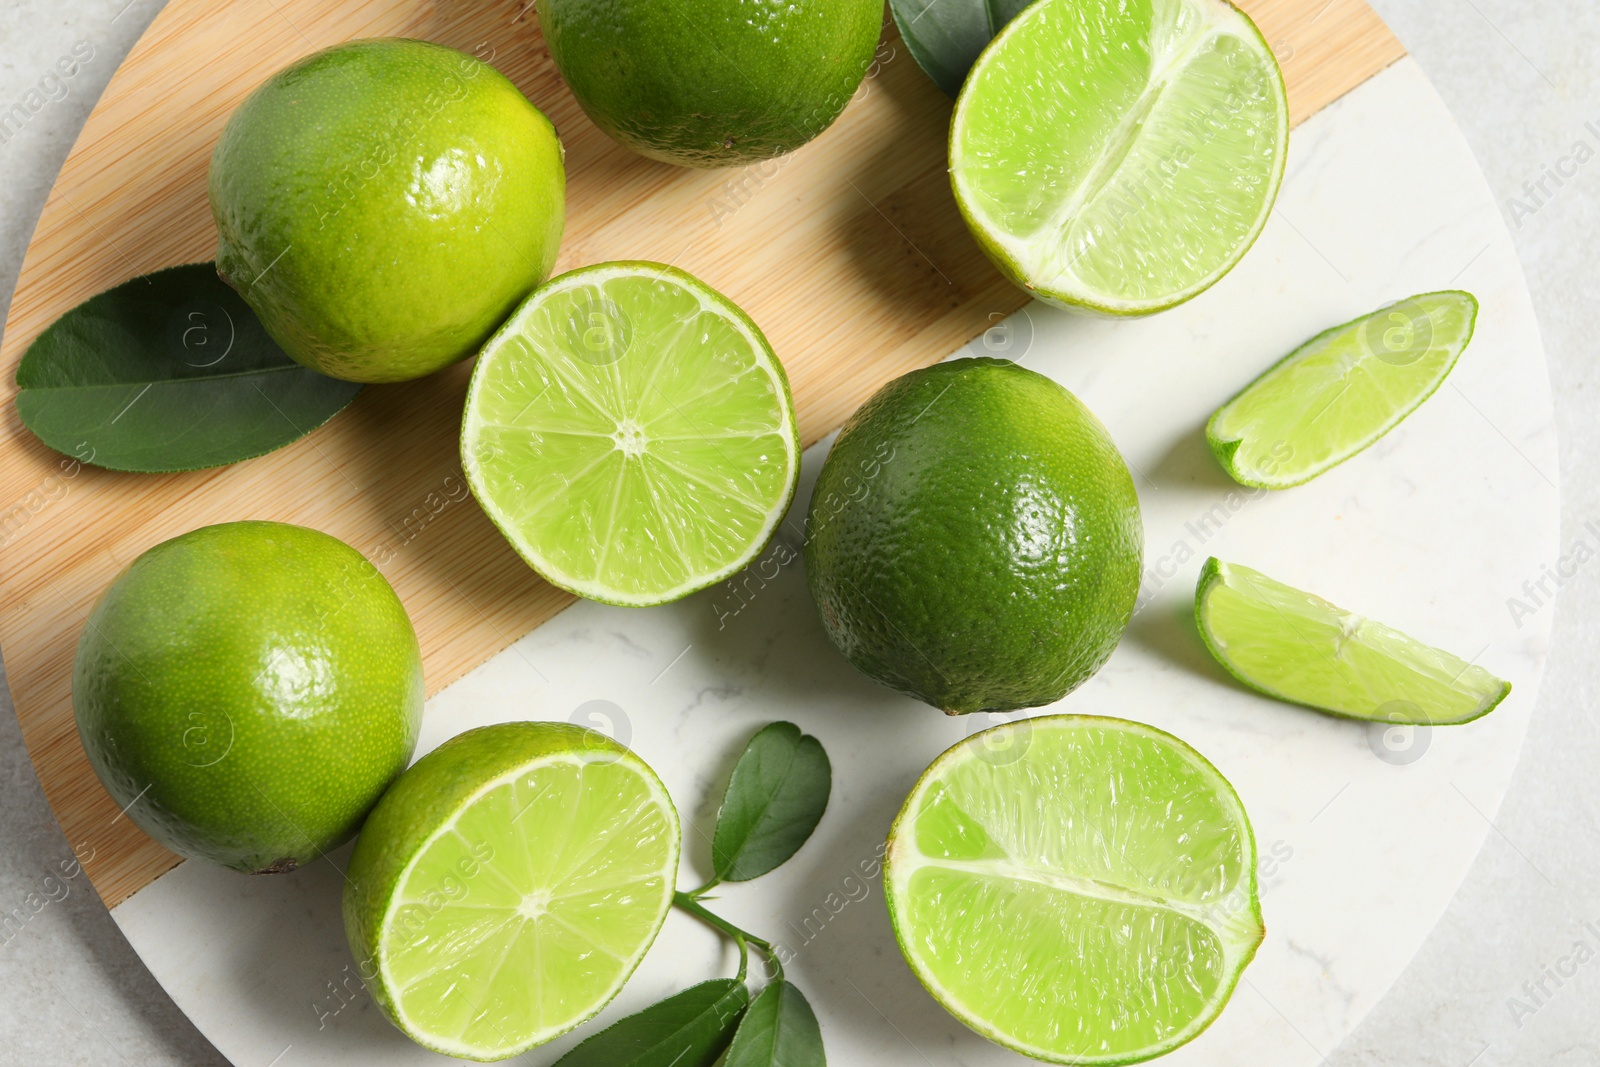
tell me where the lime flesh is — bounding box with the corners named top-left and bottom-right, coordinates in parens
top-left (461, 262), bottom-right (800, 607)
top-left (344, 722), bottom-right (680, 1061)
top-left (951, 0), bottom-right (1288, 315)
top-left (886, 715), bottom-right (1263, 1065)
top-left (1207, 291), bottom-right (1479, 488)
top-left (1196, 558), bottom-right (1510, 724)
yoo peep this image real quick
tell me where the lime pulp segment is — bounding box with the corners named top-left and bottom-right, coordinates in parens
top-left (1196, 558), bottom-right (1510, 725)
top-left (462, 262), bottom-right (800, 606)
top-left (886, 715), bottom-right (1263, 1065)
top-left (951, 0), bottom-right (1289, 315)
top-left (370, 748), bottom-right (679, 1060)
top-left (1207, 291), bottom-right (1479, 488)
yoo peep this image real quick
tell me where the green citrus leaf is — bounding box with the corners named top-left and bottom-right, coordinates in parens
top-left (713, 722), bottom-right (831, 883)
top-left (15, 263), bottom-right (362, 473)
top-left (723, 981), bottom-right (825, 1067)
top-left (552, 979), bottom-right (749, 1067)
top-left (889, 0), bottom-right (1034, 97)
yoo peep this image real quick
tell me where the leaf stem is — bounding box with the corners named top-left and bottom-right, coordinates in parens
top-left (673, 891), bottom-right (784, 983)
top-left (685, 877), bottom-right (722, 899)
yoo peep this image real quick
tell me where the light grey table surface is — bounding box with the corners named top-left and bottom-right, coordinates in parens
top-left (0, 2), bottom-right (1594, 1064)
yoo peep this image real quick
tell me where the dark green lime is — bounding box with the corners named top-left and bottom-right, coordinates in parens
top-left (538, 0), bottom-right (884, 167)
top-left (804, 358), bottom-right (1142, 713)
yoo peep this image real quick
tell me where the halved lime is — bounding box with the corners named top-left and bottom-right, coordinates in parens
top-left (951, 0), bottom-right (1289, 316)
top-left (344, 722), bottom-right (680, 1061)
top-left (1208, 291), bottom-right (1479, 488)
top-left (461, 262), bottom-right (801, 606)
top-left (886, 715), bottom-right (1263, 1065)
top-left (1196, 558), bottom-right (1510, 724)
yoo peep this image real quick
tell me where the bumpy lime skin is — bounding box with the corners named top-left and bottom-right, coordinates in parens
top-left (343, 722), bottom-right (678, 1058)
top-left (210, 39), bottom-right (566, 383)
top-left (805, 358), bottom-right (1143, 714)
top-left (538, 0), bottom-right (884, 167)
top-left (72, 521), bottom-right (423, 874)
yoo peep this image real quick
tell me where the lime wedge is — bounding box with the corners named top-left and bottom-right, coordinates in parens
top-left (461, 262), bottom-right (800, 606)
top-left (344, 722), bottom-right (680, 1061)
top-left (1207, 291), bottom-right (1479, 488)
top-left (886, 715), bottom-right (1263, 1065)
top-left (951, 0), bottom-right (1288, 316)
top-left (1195, 558), bottom-right (1510, 724)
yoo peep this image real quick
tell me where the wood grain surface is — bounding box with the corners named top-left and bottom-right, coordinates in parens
top-left (0, 0), bottom-right (1403, 908)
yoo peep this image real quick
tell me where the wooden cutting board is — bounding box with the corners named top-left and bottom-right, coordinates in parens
top-left (0, 0), bottom-right (1403, 909)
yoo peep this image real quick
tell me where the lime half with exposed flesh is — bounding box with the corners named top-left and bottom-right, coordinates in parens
top-left (886, 714), bottom-right (1263, 1064)
top-left (951, 0), bottom-right (1289, 315)
top-left (343, 722), bottom-right (680, 1061)
top-left (461, 262), bottom-right (800, 606)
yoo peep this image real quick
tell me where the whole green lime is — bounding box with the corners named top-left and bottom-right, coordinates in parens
top-left (538, 0), bottom-right (884, 167)
top-left (73, 521), bottom-right (423, 873)
top-left (805, 358), bottom-right (1142, 713)
top-left (210, 38), bottom-right (565, 383)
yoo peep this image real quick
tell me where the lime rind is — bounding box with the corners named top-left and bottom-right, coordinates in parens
top-left (1195, 558), bottom-right (1510, 725)
top-left (885, 715), bottom-right (1264, 1066)
top-left (951, 0), bottom-right (1289, 317)
top-left (461, 261), bottom-right (801, 607)
top-left (1207, 291), bottom-right (1480, 489)
top-left (354, 731), bottom-right (681, 1062)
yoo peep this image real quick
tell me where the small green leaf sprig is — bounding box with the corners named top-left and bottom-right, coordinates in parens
top-left (555, 722), bottom-right (831, 1067)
